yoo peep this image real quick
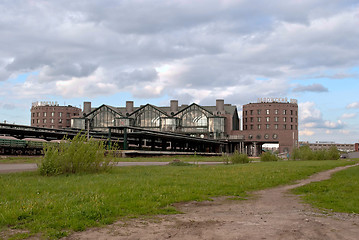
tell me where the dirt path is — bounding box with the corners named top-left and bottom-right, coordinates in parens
top-left (66, 164), bottom-right (359, 240)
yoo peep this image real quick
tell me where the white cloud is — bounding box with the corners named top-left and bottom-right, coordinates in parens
top-left (299, 129), bottom-right (315, 136)
top-left (347, 102), bottom-right (359, 109)
top-left (341, 113), bottom-right (357, 119)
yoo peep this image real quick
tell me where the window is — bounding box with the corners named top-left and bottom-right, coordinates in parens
top-left (291, 117), bottom-right (293, 122)
top-left (257, 109), bottom-right (261, 115)
top-left (266, 117), bottom-right (270, 122)
top-left (290, 110), bottom-right (293, 115)
top-left (37, 112), bottom-right (40, 117)
top-left (32, 119), bottom-right (35, 124)
top-left (274, 124), bottom-right (278, 129)
top-left (59, 119), bottom-right (62, 123)
top-left (245, 111), bottom-right (247, 115)
top-left (291, 125), bottom-right (293, 130)
top-left (51, 112), bottom-right (54, 117)
top-left (32, 113), bottom-right (35, 117)
top-left (59, 112), bottom-right (62, 117)
top-left (266, 124), bottom-right (270, 129)
top-left (266, 109), bottom-right (270, 114)
top-left (43, 112), bottom-right (47, 117)
top-left (67, 113), bottom-right (71, 118)
top-left (257, 124), bottom-right (261, 129)
top-left (283, 110), bottom-right (287, 115)
top-left (36, 119), bottom-right (39, 123)
top-left (245, 118), bottom-right (247, 123)
top-left (43, 119), bottom-right (46, 123)
top-left (274, 117), bottom-right (279, 122)
top-left (250, 117), bottom-right (253, 122)
top-left (244, 125), bottom-right (248, 130)
top-left (250, 110), bottom-right (253, 115)
top-left (274, 109), bottom-right (278, 114)
top-left (283, 117), bottom-right (287, 122)
top-left (283, 124), bottom-right (287, 129)
top-left (250, 124), bottom-right (254, 130)
top-left (51, 119), bottom-right (54, 123)
top-left (257, 117), bottom-right (261, 122)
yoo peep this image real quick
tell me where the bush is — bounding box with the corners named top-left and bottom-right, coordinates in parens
top-left (230, 151), bottom-right (250, 164)
top-left (260, 152), bottom-right (279, 162)
top-left (38, 134), bottom-right (112, 176)
top-left (291, 145), bottom-right (340, 161)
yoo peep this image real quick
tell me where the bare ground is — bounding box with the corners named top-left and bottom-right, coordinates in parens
top-left (63, 163), bottom-right (359, 240)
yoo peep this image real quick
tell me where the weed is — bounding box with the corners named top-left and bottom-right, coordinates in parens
top-left (260, 152), bottom-right (279, 162)
top-left (230, 151), bottom-right (249, 164)
top-left (38, 134), bottom-right (112, 176)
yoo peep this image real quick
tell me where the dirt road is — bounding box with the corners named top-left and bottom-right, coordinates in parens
top-left (66, 163), bottom-right (359, 240)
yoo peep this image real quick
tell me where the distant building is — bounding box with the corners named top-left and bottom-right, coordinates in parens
top-left (241, 99), bottom-right (299, 155)
top-left (299, 141), bottom-right (355, 152)
top-left (31, 101), bottom-right (81, 129)
top-left (72, 99), bottom-right (240, 139)
top-left (71, 98), bottom-right (300, 156)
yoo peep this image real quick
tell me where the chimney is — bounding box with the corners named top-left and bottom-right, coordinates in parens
top-left (126, 101), bottom-right (134, 113)
top-left (216, 99), bottom-right (224, 113)
top-left (170, 100), bottom-right (178, 113)
top-left (83, 102), bottom-right (91, 116)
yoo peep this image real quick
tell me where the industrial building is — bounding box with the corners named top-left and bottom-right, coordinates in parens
top-left (30, 101), bottom-right (81, 129)
top-left (70, 98), bottom-right (298, 155)
top-left (299, 141), bottom-right (355, 152)
top-left (240, 99), bottom-right (299, 155)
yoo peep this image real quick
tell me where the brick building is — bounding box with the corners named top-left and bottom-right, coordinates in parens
top-left (31, 101), bottom-right (81, 129)
top-left (241, 99), bottom-right (299, 155)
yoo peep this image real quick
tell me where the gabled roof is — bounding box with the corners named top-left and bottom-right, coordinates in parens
top-left (86, 104), bottom-right (123, 118)
top-left (174, 103), bottom-right (214, 117)
top-left (129, 103), bottom-right (170, 117)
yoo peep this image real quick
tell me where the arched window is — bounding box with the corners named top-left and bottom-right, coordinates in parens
top-left (132, 105), bottom-right (167, 128)
top-left (87, 105), bottom-right (122, 129)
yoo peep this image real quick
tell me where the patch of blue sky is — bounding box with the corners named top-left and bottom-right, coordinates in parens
top-left (8, 71), bottom-right (38, 83)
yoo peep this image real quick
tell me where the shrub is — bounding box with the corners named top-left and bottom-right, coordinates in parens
top-left (291, 145), bottom-right (340, 161)
top-left (38, 134), bottom-right (112, 176)
top-left (230, 151), bottom-right (250, 164)
top-left (260, 151), bottom-right (279, 162)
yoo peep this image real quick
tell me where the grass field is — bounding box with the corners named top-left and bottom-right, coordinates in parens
top-left (0, 156), bottom-right (41, 164)
top-left (0, 160), bottom-right (357, 239)
top-left (0, 154), bottom-right (227, 164)
top-left (292, 160), bottom-right (359, 214)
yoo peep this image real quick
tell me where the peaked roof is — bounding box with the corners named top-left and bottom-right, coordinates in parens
top-left (174, 103), bottom-right (214, 117)
top-left (86, 104), bottom-right (123, 118)
top-left (129, 103), bottom-right (170, 117)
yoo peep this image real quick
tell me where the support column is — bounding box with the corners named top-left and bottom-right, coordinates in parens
top-left (123, 127), bottom-right (128, 150)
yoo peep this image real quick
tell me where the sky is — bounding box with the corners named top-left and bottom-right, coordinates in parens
top-left (0, 0), bottom-right (358, 144)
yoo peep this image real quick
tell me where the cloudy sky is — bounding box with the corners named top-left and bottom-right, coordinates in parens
top-left (1, 0), bottom-right (358, 143)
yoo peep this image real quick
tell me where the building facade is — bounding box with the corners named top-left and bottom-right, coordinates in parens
top-left (241, 100), bottom-right (299, 154)
top-left (300, 141), bottom-right (355, 152)
top-left (31, 101), bottom-right (81, 129)
top-left (72, 99), bottom-right (240, 140)
top-left (70, 98), bottom-right (301, 155)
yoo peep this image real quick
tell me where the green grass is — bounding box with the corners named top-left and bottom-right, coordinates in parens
top-left (292, 160), bottom-right (359, 214)
top-left (0, 160), bottom-right (356, 239)
top-left (0, 156), bottom-right (42, 164)
top-left (110, 155), bottom-right (225, 162)
top-left (0, 155), bottom-right (224, 164)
